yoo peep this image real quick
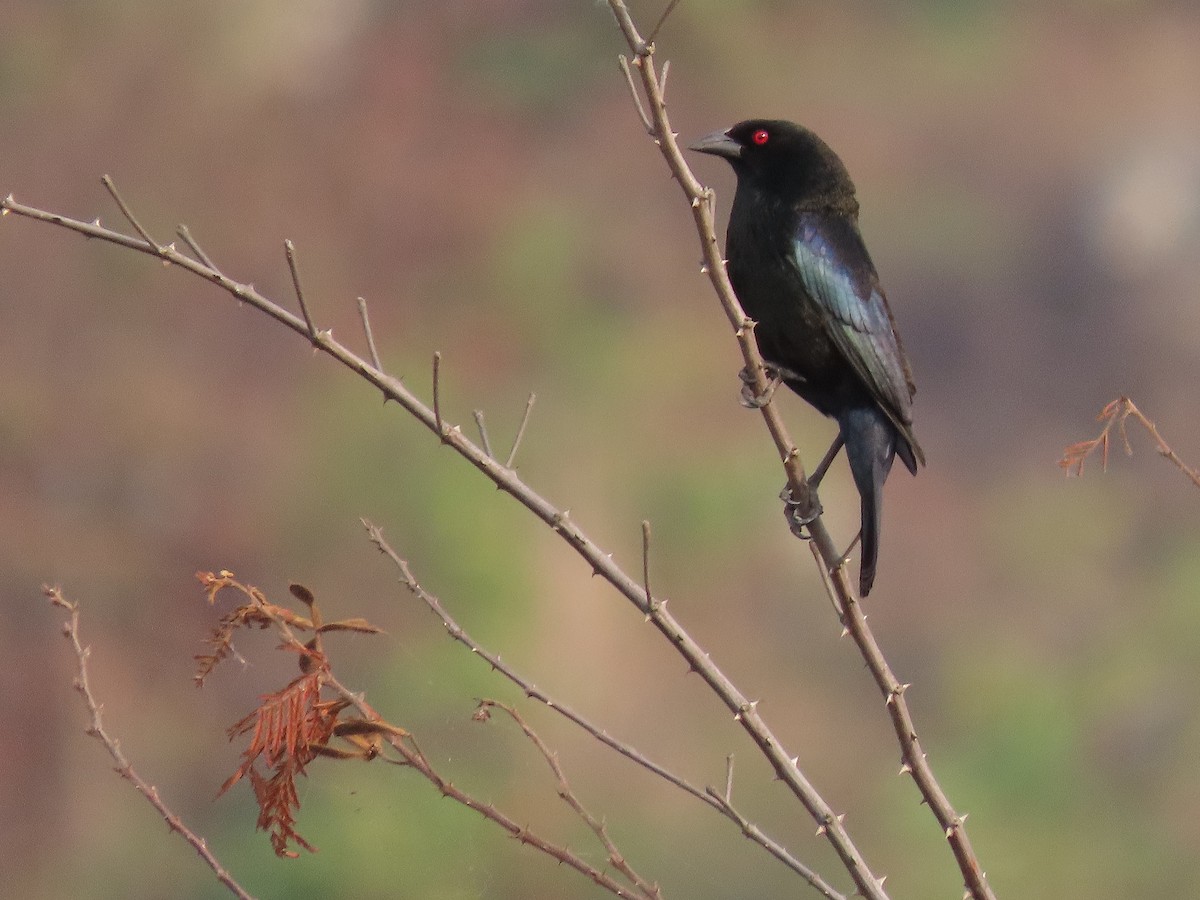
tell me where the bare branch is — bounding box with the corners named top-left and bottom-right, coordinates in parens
top-left (473, 409), bottom-right (494, 458)
top-left (46, 586), bottom-right (254, 900)
top-left (284, 239), bottom-right (318, 340)
top-left (505, 392), bottom-right (536, 469)
top-left (478, 700), bottom-right (661, 900)
top-left (317, 667), bottom-right (645, 899)
top-left (176, 224), bottom-right (218, 270)
top-left (641, 520), bottom-right (656, 612)
top-left (617, 56), bottom-right (654, 135)
top-left (432, 350), bottom-right (444, 436)
top-left (646, 0), bottom-right (683, 47)
top-left (101, 174), bottom-right (159, 249)
top-left (604, 3), bottom-right (995, 898)
top-left (356, 296), bottom-right (384, 372)
top-left (201, 575), bottom-right (641, 898)
top-left (363, 521), bottom-right (841, 897)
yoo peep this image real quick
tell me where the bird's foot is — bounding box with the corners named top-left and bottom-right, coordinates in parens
top-left (739, 365), bottom-right (784, 408)
top-left (780, 483), bottom-right (822, 538)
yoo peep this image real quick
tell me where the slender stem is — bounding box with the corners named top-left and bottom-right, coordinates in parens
top-left (284, 239), bottom-right (318, 340)
top-left (101, 175), bottom-right (159, 248)
top-left (357, 296), bottom-right (384, 372)
top-left (46, 587), bottom-right (254, 900)
top-left (479, 700), bottom-right (661, 900)
top-left (364, 521), bottom-right (842, 898)
top-left (505, 392), bottom-right (536, 469)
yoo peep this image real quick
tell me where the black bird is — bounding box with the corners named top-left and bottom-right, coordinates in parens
top-left (690, 119), bottom-right (923, 596)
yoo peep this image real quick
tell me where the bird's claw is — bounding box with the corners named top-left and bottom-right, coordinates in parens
top-left (738, 365), bottom-right (784, 409)
top-left (780, 484), bottom-right (822, 538)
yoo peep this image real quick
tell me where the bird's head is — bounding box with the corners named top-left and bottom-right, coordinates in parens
top-left (689, 119), bottom-right (855, 203)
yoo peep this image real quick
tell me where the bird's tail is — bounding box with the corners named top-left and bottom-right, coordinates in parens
top-left (839, 407), bottom-right (898, 597)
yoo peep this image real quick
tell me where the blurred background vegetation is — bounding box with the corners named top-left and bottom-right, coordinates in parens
top-left (3, 1), bottom-right (1200, 897)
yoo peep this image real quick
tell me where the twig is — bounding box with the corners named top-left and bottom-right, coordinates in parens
top-left (284, 239), bottom-right (318, 340)
top-left (646, 0), bottom-right (682, 46)
top-left (505, 392), bottom-right (536, 469)
top-left (101, 175), bottom-right (159, 249)
top-left (176, 225), bottom-right (218, 270)
top-left (478, 700), bottom-right (661, 900)
top-left (432, 350), bottom-right (444, 436)
top-left (641, 520), bottom-right (656, 612)
top-left (363, 521), bottom-right (842, 899)
top-left (204, 577), bottom-right (642, 899)
top-left (473, 409), bottom-right (494, 458)
top-left (45, 586), bottom-right (254, 900)
top-left (618, 57), bottom-right (654, 135)
top-left (604, 3), bottom-right (996, 899)
top-left (1060, 395), bottom-right (1200, 489)
top-left (319, 672), bottom-right (644, 899)
top-left (357, 296), bottom-right (384, 371)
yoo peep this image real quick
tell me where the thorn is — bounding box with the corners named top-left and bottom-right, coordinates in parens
top-left (836, 813), bottom-right (846, 825)
top-left (899, 763), bottom-right (912, 776)
top-left (788, 755), bottom-right (799, 767)
top-left (815, 824), bottom-right (827, 836)
top-left (691, 196), bottom-right (701, 208)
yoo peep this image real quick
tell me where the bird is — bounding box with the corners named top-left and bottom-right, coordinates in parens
top-left (690, 119), bottom-right (924, 596)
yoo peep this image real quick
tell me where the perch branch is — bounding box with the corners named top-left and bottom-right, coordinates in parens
top-left (604, 3), bottom-right (996, 898)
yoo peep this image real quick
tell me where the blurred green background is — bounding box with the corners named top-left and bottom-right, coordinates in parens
top-left (4, 1), bottom-right (1200, 897)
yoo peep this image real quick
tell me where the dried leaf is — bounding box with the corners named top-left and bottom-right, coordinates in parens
top-left (316, 618), bottom-right (383, 635)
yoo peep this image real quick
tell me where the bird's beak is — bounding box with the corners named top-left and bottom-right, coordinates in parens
top-left (689, 129), bottom-right (741, 160)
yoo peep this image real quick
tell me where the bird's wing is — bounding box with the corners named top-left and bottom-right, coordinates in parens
top-left (789, 212), bottom-right (916, 422)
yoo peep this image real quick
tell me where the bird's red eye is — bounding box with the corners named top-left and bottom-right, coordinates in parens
top-left (752, 129), bottom-right (769, 145)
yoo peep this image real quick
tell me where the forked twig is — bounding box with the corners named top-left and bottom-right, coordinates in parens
top-left (363, 521), bottom-right (842, 899)
top-left (477, 700), bottom-right (661, 900)
top-left (102, 174), bottom-right (159, 249)
top-left (1060, 395), bottom-right (1200, 489)
top-left (200, 575), bottom-right (644, 898)
top-left (177, 224), bottom-right (218, 270)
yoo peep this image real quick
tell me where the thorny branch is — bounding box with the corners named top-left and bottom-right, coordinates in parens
top-left (5, 6), bottom-right (996, 893)
top-left (1, 180), bottom-right (858, 895)
top-left (44, 586), bottom-right (254, 900)
top-left (476, 699), bottom-right (661, 900)
top-left (364, 520), bottom-right (844, 899)
top-left (605, 2), bottom-right (996, 898)
top-left (200, 575), bottom-right (647, 898)
top-left (1060, 395), bottom-right (1200, 489)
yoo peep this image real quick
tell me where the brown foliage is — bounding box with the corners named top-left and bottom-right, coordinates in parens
top-left (195, 571), bottom-right (386, 857)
